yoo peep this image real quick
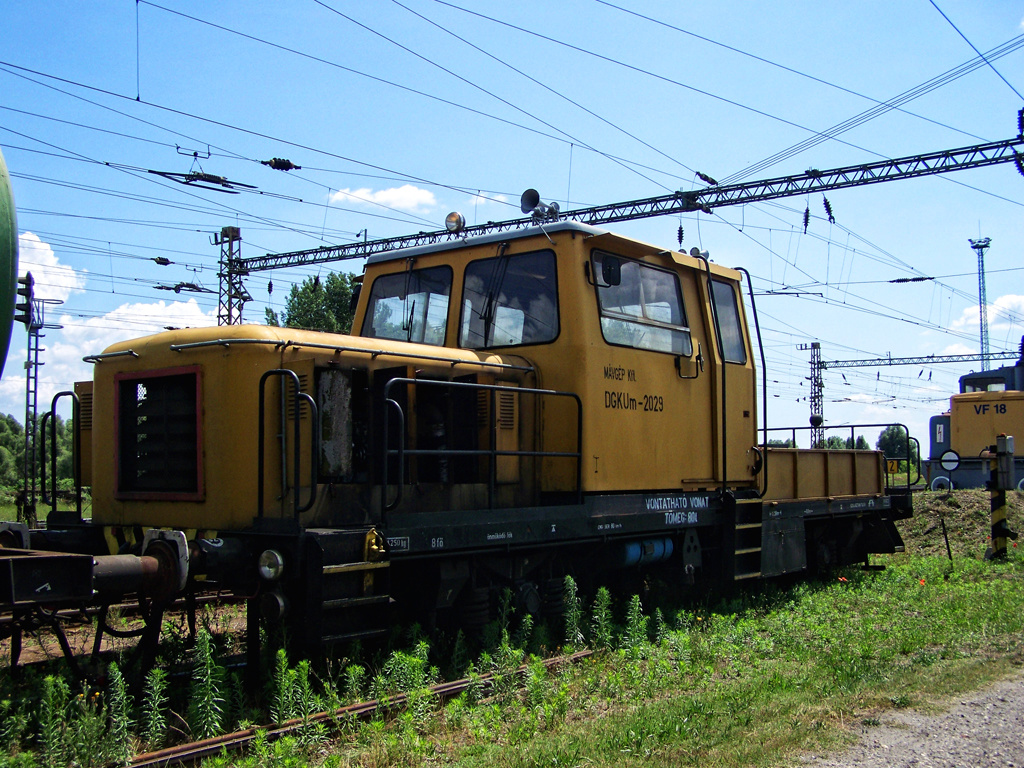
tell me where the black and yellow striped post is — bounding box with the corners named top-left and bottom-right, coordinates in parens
top-left (985, 434), bottom-right (1018, 561)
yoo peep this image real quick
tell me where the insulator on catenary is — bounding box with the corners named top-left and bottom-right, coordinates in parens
top-left (696, 171), bottom-right (718, 186)
top-left (803, 205), bottom-right (810, 234)
top-left (268, 280), bottom-right (274, 295)
top-left (1015, 151), bottom-right (1024, 178)
top-left (822, 196), bottom-right (835, 224)
top-left (1018, 108), bottom-right (1024, 136)
top-left (677, 225), bottom-right (684, 246)
top-left (262, 157), bottom-right (301, 171)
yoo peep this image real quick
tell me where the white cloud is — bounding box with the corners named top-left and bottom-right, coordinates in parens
top-left (465, 193), bottom-right (508, 208)
top-left (61, 298), bottom-right (216, 354)
top-left (835, 392), bottom-right (882, 404)
top-left (950, 294), bottom-right (1024, 338)
top-left (990, 294), bottom-right (1024, 330)
top-left (18, 232), bottom-right (87, 302)
top-left (330, 185), bottom-right (436, 213)
top-left (939, 342), bottom-right (976, 355)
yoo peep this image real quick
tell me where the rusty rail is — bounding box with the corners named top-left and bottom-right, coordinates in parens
top-left (131, 649), bottom-right (593, 767)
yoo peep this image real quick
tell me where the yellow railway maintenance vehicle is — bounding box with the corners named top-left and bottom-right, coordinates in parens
top-left (926, 340), bottom-right (1024, 491)
top-left (4, 220), bottom-right (911, 660)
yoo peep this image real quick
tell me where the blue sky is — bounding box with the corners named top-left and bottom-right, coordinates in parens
top-left (2, 0), bottom-right (1023, 448)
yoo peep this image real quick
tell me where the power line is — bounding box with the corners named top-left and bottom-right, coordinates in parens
top-left (312, 0), bottom-right (669, 190)
top-left (592, 0), bottom-right (991, 144)
top-left (927, 0), bottom-right (1024, 102)
top-left (719, 32), bottom-right (1024, 184)
top-left (390, 0), bottom-right (698, 178)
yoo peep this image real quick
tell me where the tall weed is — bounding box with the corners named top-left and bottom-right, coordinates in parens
top-left (563, 575), bottom-right (584, 649)
top-left (590, 587), bottom-right (613, 649)
top-left (37, 675), bottom-right (69, 768)
top-left (187, 628), bottom-right (225, 739)
top-left (106, 662), bottom-right (133, 766)
top-left (140, 667), bottom-right (169, 750)
top-left (620, 594), bottom-right (649, 657)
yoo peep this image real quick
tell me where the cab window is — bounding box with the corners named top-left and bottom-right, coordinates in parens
top-left (710, 279), bottom-right (747, 364)
top-left (459, 249), bottom-right (558, 348)
top-left (361, 266), bottom-right (452, 345)
top-left (592, 251), bottom-right (692, 356)
top-left (963, 377), bottom-right (1006, 393)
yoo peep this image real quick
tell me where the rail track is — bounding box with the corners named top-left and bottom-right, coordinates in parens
top-left (130, 649), bottom-right (593, 768)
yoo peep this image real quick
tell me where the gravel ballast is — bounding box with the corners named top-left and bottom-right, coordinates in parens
top-left (800, 673), bottom-right (1024, 767)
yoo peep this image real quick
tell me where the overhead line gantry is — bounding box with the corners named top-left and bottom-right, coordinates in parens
top-left (821, 349), bottom-right (1020, 370)
top-left (232, 127), bottom-right (1024, 278)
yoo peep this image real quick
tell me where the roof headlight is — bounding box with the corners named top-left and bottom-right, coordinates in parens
top-left (445, 211), bottom-right (466, 233)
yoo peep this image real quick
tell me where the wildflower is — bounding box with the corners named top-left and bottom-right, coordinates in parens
top-left (919, 579), bottom-right (925, 585)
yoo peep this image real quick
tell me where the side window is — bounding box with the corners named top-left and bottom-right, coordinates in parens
top-left (116, 368), bottom-right (202, 499)
top-left (360, 266), bottom-right (452, 345)
top-left (592, 251), bottom-right (692, 356)
top-left (710, 279), bottom-right (747, 364)
top-left (459, 250), bottom-right (559, 349)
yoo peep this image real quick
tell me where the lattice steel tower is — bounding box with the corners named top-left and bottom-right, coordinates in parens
top-left (216, 226), bottom-right (250, 326)
top-left (969, 237), bottom-right (991, 369)
top-left (798, 342), bottom-right (824, 448)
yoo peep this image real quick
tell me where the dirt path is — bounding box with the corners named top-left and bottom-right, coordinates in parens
top-left (798, 674), bottom-right (1024, 767)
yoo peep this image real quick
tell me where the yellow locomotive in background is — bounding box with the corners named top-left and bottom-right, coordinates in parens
top-left (926, 343), bottom-right (1024, 491)
top-left (10, 219), bottom-right (910, 655)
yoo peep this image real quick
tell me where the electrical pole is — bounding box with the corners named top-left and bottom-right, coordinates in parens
top-left (797, 342), bottom-right (1020, 454)
top-left (969, 237), bottom-right (991, 369)
top-left (15, 273), bottom-right (62, 526)
top-left (216, 226), bottom-right (249, 326)
top-left (798, 342), bottom-right (824, 447)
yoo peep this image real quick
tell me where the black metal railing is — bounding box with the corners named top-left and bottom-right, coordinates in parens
top-left (40, 391), bottom-right (82, 523)
top-left (257, 369), bottom-right (319, 519)
top-left (381, 377), bottom-right (583, 517)
top-left (763, 422), bottom-right (921, 490)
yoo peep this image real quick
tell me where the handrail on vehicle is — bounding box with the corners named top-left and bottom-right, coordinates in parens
top-left (735, 266), bottom-right (769, 499)
top-left (762, 421), bottom-right (921, 491)
top-left (257, 369), bottom-right (319, 520)
top-left (40, 391), bottom-right (82, 523)
top-left (380, 377), bottom-right (583, 518)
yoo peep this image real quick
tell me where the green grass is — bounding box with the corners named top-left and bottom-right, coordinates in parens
top-left (2, 490), bottom-right (1022, 768)
top-left (0, 497), bottom-right (92, 523)
top-left (442, 556), bottom-right (1024, 768)
top-left (200, 547), bottom-right (1022, 767)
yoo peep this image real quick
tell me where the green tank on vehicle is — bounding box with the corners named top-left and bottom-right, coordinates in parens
top-left (0, 147), bottom-right (18, 377)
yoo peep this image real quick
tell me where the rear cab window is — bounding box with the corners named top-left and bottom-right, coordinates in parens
top-left (710, 279), bottom-right (747, 364)
top-left (591, 250), bottom-right (692, 356)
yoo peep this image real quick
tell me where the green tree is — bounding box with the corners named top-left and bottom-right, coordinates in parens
top-left (265, 272), bottom-right (358, 333)
top-left (822, 434), bottom-right (871, 449)
top-left (0, 412), bottom-right (80, 490)
top-left (876, 425), bottom-right (918, 463)
top-left (766, 438), bottom-right (796, 447)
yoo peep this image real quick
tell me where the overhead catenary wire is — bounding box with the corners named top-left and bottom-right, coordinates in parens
top-left (4, 1), bottom-right (1019, 438)
top-left (927, 0), bottom-right (1024, 103)
top-left (591, 0), bottom-right (990, 145)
